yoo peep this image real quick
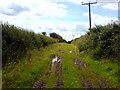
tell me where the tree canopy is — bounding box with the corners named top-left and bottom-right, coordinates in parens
top-left (49, 32), bottom-right (66, 42)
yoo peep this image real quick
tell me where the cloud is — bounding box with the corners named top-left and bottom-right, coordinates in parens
top-left (75, 24), bottom-right (88, 32)
top-left (56, 27), bottom-right (68, 31)
top-left (83, 12), bottom-right (118, 27)
top-left (14, 20), bottom-right (88, 41)
top-left (0, 0), bottom-right (70, 40)
top-left (0, 3), bottom-right (30, 16)
top-left (43, 21), bottom-right (89, 41)
top-left (0, 0), bottom-right (117, 41)
top-left (97, 0), bottom-right (119, 3)
top-left (0, 0), bottom-right (68, 18)
top-left (53, 0), bottom-right (119, 3)
top-left (102, 3), bottom-right (118, 10)
top-left (52, 0), bottom-right (99, 5)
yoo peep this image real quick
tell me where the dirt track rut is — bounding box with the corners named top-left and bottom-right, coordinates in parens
top-left (73, 49), bottom-right (116, 88)
top-left (54, 56), bottom-right (63, 88)
top-left (32, 56), bottom-right (63, 89)
top-left (31, 48), bottom-right (116, 89)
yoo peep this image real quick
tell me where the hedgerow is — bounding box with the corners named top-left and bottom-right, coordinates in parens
top-left (2, 23), bottom-right (58, 66)
top-left (72, 23), bottom-right (120, 60)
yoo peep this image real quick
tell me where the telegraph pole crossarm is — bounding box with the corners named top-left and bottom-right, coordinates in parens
top-left (82, 2), bottom-right (97, 5)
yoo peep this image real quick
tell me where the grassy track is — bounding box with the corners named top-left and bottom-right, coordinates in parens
top-left (58, 44), bottom-right (83, 88)
top-left (2, 43), bottom-right (118, 88)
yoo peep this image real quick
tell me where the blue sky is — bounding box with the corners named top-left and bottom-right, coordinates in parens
top-left (0, 0), bottom-right (119, 41)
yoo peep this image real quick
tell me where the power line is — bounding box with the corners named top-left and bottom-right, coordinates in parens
top-left (97, 2), bottom-right (118, 3)
top-left (95, 0), bottom-right (119, 3)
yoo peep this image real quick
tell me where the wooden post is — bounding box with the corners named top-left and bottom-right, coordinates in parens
top-left (82, 1), bottom-right (97, 29)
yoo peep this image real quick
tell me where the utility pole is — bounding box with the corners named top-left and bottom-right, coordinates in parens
top-left (82, 1), bottom-right (97, 29)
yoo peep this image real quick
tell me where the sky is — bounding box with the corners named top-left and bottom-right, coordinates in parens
top-left (0, 0), bottom-right (119, 41)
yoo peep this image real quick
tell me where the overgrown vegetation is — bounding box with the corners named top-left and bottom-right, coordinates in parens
top-left (72, 23), bottom-right (119, 87)
top-left (50, 32), bottom-right (67, 42)
top-left (2, 22), bottom-right (119, 88)
top-left (2, 23), bottom-right (58, 66)
top-left (72, 23), bottom-right (120, 60)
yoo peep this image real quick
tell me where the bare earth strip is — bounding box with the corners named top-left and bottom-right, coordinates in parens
top-left (31, 56), bottom-right (63, 89)
top-left (54, 56), bottom-right (64, 88)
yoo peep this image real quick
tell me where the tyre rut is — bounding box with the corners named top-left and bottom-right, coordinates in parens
top-left (73, 49), bottom-right (116, 88)
top-left (53, 56), bottom-right (64, 88)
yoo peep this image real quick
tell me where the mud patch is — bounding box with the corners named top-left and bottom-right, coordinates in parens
top-left (73, 49), bottom-right (78, 56)
top-left (97, 80), bottom-right (107, 88)
top-left (52, 56), bottom-right (63, 88)
top-left (52, 56), bottom-right (58, 63)
top-left (31, 62), bottom-right (52, 89)
top-left (81, 68), bottom-right (116, 88)
top-left (31, 71), bottom-right (51, 89)
top-left (62, 51), bottom-right (65, 53)
top-left (52, 56), bottom-right (62, 63)
top-left (32, 55), bottom-right (63, 89)
top-left (73, 59), bottom-right (87, 69)
top-left (82, 75), bottom-right (94, 88)
top-left (32, 79), bottom-right (47, 88)
top-left (73, 49), bottom-right (116, 88)
top-left (73, 59), bottom-right (95, 88)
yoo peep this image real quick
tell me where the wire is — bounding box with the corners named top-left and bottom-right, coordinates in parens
top-left (97, 2), bottom-right (118, 3)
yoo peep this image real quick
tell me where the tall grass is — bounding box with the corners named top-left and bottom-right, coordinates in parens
top-left (72, 23), bottom-right (119, 87)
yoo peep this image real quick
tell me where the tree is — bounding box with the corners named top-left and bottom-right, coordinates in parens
top-left (42, 32), bottom-right (46, 35)
top-left (49, 32), bottom-right (66, 42)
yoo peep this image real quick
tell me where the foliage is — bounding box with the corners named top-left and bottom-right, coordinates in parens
top-left (49, 32), bottom-right (66, 42)
top-left (2, 23), bottom-right (58, 66)
top-left (72, 23), bottom-right (120, 59)
top-left (42, 32), bottom-right (46, 35)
